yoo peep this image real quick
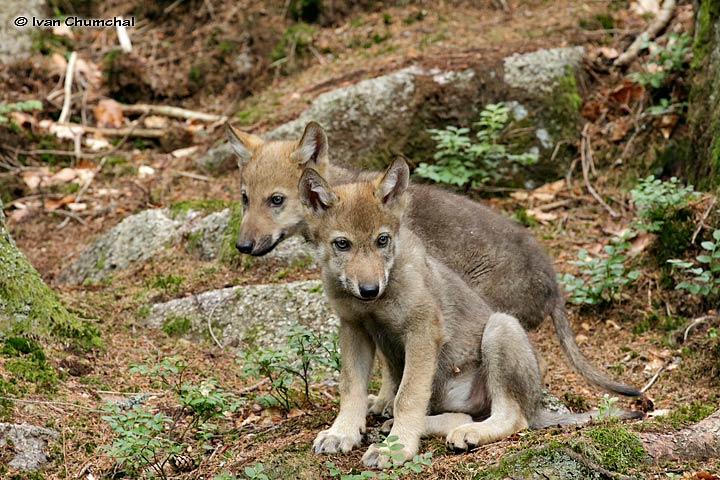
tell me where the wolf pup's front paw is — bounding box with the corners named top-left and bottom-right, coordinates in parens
top-left (312, 425), bottom-right (363, 454)
top-left (361, 443), bottom-right (414, 469)
top-left (445, 423), bottom-right (490, 450)
top-left (367, 394), bottom-right (394, 417)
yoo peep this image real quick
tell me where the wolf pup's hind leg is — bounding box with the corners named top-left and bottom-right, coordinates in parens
top-left (446, 312), bottom-right (542, 450)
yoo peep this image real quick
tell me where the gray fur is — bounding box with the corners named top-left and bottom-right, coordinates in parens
top-left (303, 163), bottom-right (641, 468)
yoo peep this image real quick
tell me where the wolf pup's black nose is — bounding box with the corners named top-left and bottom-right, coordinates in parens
top-left (359, 283), bottom-right (380, 299)
top-left (236, 239), bottom-right (255, 254)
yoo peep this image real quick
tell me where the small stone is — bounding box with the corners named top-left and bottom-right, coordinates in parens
top-left (0, 423), bottom-right (59, 471)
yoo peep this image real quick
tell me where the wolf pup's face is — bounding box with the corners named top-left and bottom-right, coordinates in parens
top-left (226, 122), bottom-right (330, 256)
top-left (299, 158), bottom-right (410, 301)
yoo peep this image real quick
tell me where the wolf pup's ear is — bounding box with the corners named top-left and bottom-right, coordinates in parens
top-left (375, 157), bottom-right (410, 207)
top-left (226, 123), bottom-right (264, 167)
top-left (299, 168), bottom-right (337, 213)
top-left (291, 122), bottom-right (329, 168)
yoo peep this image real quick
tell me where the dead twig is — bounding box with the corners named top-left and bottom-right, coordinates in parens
top-left (641, 358), bottom-right (671, 393)
top-left (614, 0), bottom-right (677, 67)
top-left (238, 378), bottom-right (270, 396)
top-left (683, 315), bottom-right (719, 343)
top-left (119, 103), bottom-right (226, 123)
top-left (581, 124), bottom-right (618, 217)
top-left (57, 122), bottom-right (165, 138)
top-left (692, 197), bottom-right (717, 244)
top-left (58, 52), bottom-right (78, 124)
top-left (0, 396), bottom-right (101, 413)
top-left (53, 209), bottom-right (88, 227)
top-left (170, 169), bottom-right (212, 182)
top-left (561, 448), bottom-right (635, 480)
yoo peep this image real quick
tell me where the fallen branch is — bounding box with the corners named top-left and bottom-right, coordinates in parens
top-left (119, 103), bottom-right (226, 123)
top-left (642, 408), bottom-right (720, 462)
top-left (614, 0), bottom-right (677, 67)
top-left (691, 197), bottom-right (717, 244)
top-left (56, 122), bottom-right (165, 138)
top-left (58, 52), bottom-right (78, 124)
top-left (581, 124), bottom-right (618, 217)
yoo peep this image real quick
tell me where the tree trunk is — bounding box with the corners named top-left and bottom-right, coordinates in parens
top-left (0, 201), bottom-right (101, 349)
top-left (642, 408), bottom-right (720, 462)
top-left (687, 0), bottom-right (720, 188)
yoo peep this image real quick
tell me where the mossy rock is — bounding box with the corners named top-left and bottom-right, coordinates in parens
top-left (0, 203), bottom-right (101, 351)
top-left (477, 423), bottom-right (646, 479)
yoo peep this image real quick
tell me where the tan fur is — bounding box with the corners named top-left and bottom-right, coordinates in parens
top-left (300, 161), bottom-right (642, 469)
top-left (226, 122), bottom-right (640, 398)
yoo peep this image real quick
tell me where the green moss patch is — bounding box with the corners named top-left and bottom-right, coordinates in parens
top-left (2, 337), bottom-right (57, 390)
top-left (219, 202), bottom-right (243, 265)
top-left (574, 424), bottom-right (646, 473)
top-left (162, 315), bottom-right (192, 337)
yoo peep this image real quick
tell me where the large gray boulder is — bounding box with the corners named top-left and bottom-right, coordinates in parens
top-left (56, 209), bottom-right (181, 284)
top-left (143, 280), bottom-right (334, 348)
top-left (208, 46), bottom-right (585, 185)
top-left (0, 1), bottom-right (45, 64)
top-left (0, 423), bottom-right (58, 471)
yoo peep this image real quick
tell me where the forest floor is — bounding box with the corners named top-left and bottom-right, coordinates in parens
top-left (2, 0), bottom-right (720, 479)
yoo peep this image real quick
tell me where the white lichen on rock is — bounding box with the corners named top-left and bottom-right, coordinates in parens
top-left (503, 46), bottom-right (585, 93)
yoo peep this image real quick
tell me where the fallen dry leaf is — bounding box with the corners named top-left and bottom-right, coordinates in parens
top-left (644, 357), bottom-right (665, 376)
top-left (610, 118), bottom-right (631, 142)
top-left (608, 80), bottom-right (645, 105)
top-left (629, 230), bottom-right (652, 256)
top-left (525, 209), bottom-right (558, 223)
top-left (67, 202), bottom-right (88, 211)
top-left (94, 99), bottom-right (124, 128)
top-left (631, 0), bottom-right (660, 16)
top-left (581, 100), bottom-right (604, 122)
top-left (171, 146), bottom-right (199, 158)
top-left (144, 115), bottom-right (169, 129)
top-left (606, 320), bottom-right (621, 331)
top-left (138, 165), bottom-right (156, 179)
top-left (75, 57), bottom-right (102, 89)
top-left (510, 191), bottom-right (529, 201)
top-left (85, 137), bottom-right (111, 151)
top-left (44, 195), bottom-right (75, 211)
top-left (575, 334), bottom-right (588, 345)
top-left (599, 47), bottom-right (619, 59)
top-left (21, 168), bottom-right (51, 190)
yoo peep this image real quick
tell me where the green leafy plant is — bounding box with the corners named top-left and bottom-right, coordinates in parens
top-left (668, 230), bottom-right (720, 296)
top-left (326, 436), bottom-right (432, 479)
top-left (630, 32), bottom-right (691, 89)
top-left (243, 463), bottom-right (269, 480)
top-left (238, 324), bottom-right (340, 411)
top-left (0, 100), bottom-right (42, 123)
top-left (631, 175), bottom-right (697, 232)
top-left (102, 357), bottom-right (242, 477)
top-left (559, 233), bottom-right (640, 305)
top-left (416, 102), bottom-right (538, 188)
top-left (101, 403), bottom-right (182, 476)
top-left (596, 394), bottom-right (620, 419)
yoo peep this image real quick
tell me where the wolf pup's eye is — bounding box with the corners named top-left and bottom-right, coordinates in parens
top-left (270, 194), bottom-right (285, 206)
top-left (376, 234), bottom-right (390, 248)
top-left (333, 238), bottom-right (351, 251)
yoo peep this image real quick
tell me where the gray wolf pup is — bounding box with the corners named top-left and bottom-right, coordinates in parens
top-left (226, 122), bottom-right (640, 399)
top-left (298, 159), bottom-right (641, 468)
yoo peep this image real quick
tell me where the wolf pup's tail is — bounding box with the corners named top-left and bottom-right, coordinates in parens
top-left (551, 301), bottom-right (642, 397)
top-left (530, 407), bottom-right (644, 429)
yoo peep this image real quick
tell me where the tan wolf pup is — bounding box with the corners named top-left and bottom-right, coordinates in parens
top-left (226, 122), bottom-right (640, 400)
top-left (298, 159), bottom-right (641, 468)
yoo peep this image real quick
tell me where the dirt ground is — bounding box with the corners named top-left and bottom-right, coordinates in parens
top-left (2, 0), bottom-right (720, 478)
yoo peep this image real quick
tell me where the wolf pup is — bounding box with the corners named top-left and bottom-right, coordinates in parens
top-left (226, 122), bottom-right (640, 400)
top-left (299, 159), bottom-right (641, 468)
